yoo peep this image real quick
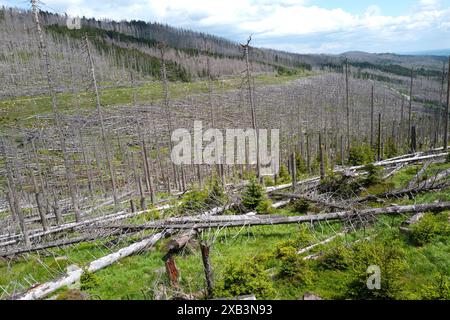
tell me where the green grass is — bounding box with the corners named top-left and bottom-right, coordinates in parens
top-left (3, 161), bottom-right (450, 300)
top-left (0, 72), bottom-right (313, 128)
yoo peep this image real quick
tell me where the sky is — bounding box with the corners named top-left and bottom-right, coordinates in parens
top-left (2, 0), bottom-right (450, 54)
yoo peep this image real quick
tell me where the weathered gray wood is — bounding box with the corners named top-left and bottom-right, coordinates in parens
top-left (125, 202), bottom-right (450, 231)
top-left (200, 242), bottom-right (214, 299)
top-left (17, 231), bottom-right (173, 300)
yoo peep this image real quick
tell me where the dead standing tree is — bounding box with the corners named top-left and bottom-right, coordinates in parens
top-left (345, 58), bottom-right (351, 160)
top-left (443, 56), bottom-right (450, 152)
top-left (408, 68), bottom-right (414, 149)
top-left (241, 36), bottom-right (260, 178)
top-left (158, 42), bottom-right (179, 193)
top-left (1, 139), bottom-right (31, 247)
top-left (82, 33), bottom-right (119, 207)
top-left (31, 0), bottom-right (81, 222)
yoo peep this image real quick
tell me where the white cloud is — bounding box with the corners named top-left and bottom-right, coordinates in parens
top-left (3, 0), bottom-right (450, 53)
top-left (419, 0), bottom-right (440, 8)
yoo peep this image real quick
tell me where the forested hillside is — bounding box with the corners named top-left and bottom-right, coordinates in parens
top-left (1, 3), bottom-right (450, 302)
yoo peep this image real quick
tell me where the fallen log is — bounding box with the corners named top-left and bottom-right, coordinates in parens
top-left (271, 192), bottom-right (347, 210)
top-left (0, 229), bottom-right (127, 257)
top-left (419, 168), bottom-right (450, 188)
top-left (356, 182), bottom-right (450, 203)
top-left (0, 203), bottom-right (177, 248)
top-left (383, 163), bottom-right (406, 180)
top-left (16, 230), bottom-right (175, 300)
top-left (403, 212), bottom-right (427, 226)
top-left (407, 161), bottom-right (431, 189)
top-left (296, 232), bottom-right (346, 255)
top-left (131, 201), bottom-right (450, 231)
top-left (399, 212), bottom-right (427, 234)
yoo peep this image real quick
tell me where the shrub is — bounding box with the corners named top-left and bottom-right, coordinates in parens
top-left (205, 178), bottom-right (227, 206)
top-left (409, 212), bottom-right (450, 246)
top-left (277, 165), bottom-right (291, 184)
top-left (319, 173), bottom-right (360, 198)
top-left (385, 137), bottom-right (398, 159)
top-left (344, 238), bottom-right (406, 300)
top-left (242, 177), bottom-right (272, 213)
top-left (316, 241), bottom-right (350, 271)
top-left (253, 252), bottom-right (277, 269)
top-left (296, 153), bottom-right (308, 175)
top-left (275, 226), bottom-right (313, 258)
top-left (80, 271), bottom-right (100, 290)
top-left (290, 198), bottom-right (310, 213)
top-left (421, 273), bottom-right (450, 300)
top-left (214, 262), bottom-right (275, 299)
top-left (180, 188), bottom-right (209, 213)
top-left (361, 164), bottom-right (381, 187)
top-left (348, 145), bottom-right (374, 166)
top-left (278, 249), bottom-right (314, 286)
top-left (255, 198), bottom-right (274, 214)
top-left (275, 240), bottom-right (298, 259)
top-left (263, 176), bottom-right (275, 187)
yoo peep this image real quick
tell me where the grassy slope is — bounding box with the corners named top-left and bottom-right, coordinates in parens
top-left (1, 144), bottom-right (449, 301)
top-left (0, 71), bottom-right (313, 128)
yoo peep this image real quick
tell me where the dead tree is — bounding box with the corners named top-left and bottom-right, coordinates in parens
top-left (408, 68), bottom-right (414, 145)
top-left (31, 0), bottom-right (81, 222)
top-left (377, 113), bottom-right (382, 161)
top-left (345, 58), bottom-right (351, 159)
top-left (290, 152), bottom-right (297, 190)
top-left (241, 36), bottom-right (260, 177)
top-left (83, 33), bottom-right (119, 207)
top-left (1, 139), bottom-right (30, 247)
top-left (200, 241), bottom-right (214, 299)
top-left (370, 85), bottom-right (374, 147)
top-left (411, 126), bottom-right (417, 153)
top-left (444, 56), bottom-right (450, 151)
top-left (319, 133), bottom-right (325, 180)
top-left (158, 42), bottom-right (178, 193)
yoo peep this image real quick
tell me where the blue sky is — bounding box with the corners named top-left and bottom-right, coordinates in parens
top-left (2, 0), bottom-right (450, 54)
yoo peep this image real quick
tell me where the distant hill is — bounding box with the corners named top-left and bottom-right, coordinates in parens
top-left (401, 49), bottom-right (450, 57)
top-left (341, 51), bottom-right (446, 70)
top-left (0, 6), bottom-right (446, 99)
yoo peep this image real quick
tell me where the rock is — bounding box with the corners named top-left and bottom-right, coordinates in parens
top-left (303, 292), bottom-right (323, 300)
top-left (237, 294), bottom-right (256, 300)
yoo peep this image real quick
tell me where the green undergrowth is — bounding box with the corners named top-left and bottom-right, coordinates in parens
top-left (2, 162), bottom-right (450, 300)
top-left (0, 72), bottom-right (312, 128)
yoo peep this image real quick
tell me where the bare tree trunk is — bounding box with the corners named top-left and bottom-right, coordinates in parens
top-left (444, 57), bottom-right (450, 152)
top-left (345, 59), bottom-right (351, 158)
top-left (408, 68), bottom-right (414, 145)
top-left (78, 130), bottom-right (95, 201)
top-left (411, 126), bottom-right (417, 153)
top-left (243, 37), bottom-right (260, 177)
top-left (83, 33), bottom-right (119, 207)
top-left (158, 42), bottom-right (177, 194)
top-left (319, 133), bottom-right (325, 180)
top-left (31, 0), bottom-right (81, 222)
top-left (200, 241), bottom-right (214, 299)
top-left (306, 133), bottom-right (311, 173)
top-left (377, 113), bottom-right (382, 161)
top-left (370, 85), bottom-right (374, 147)
top-left (290, 152), bottom-right (297, 190)
top-left (142, 140), bottom-right (157, 204)
top-left (2, 141), bottom-right (30, 247)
